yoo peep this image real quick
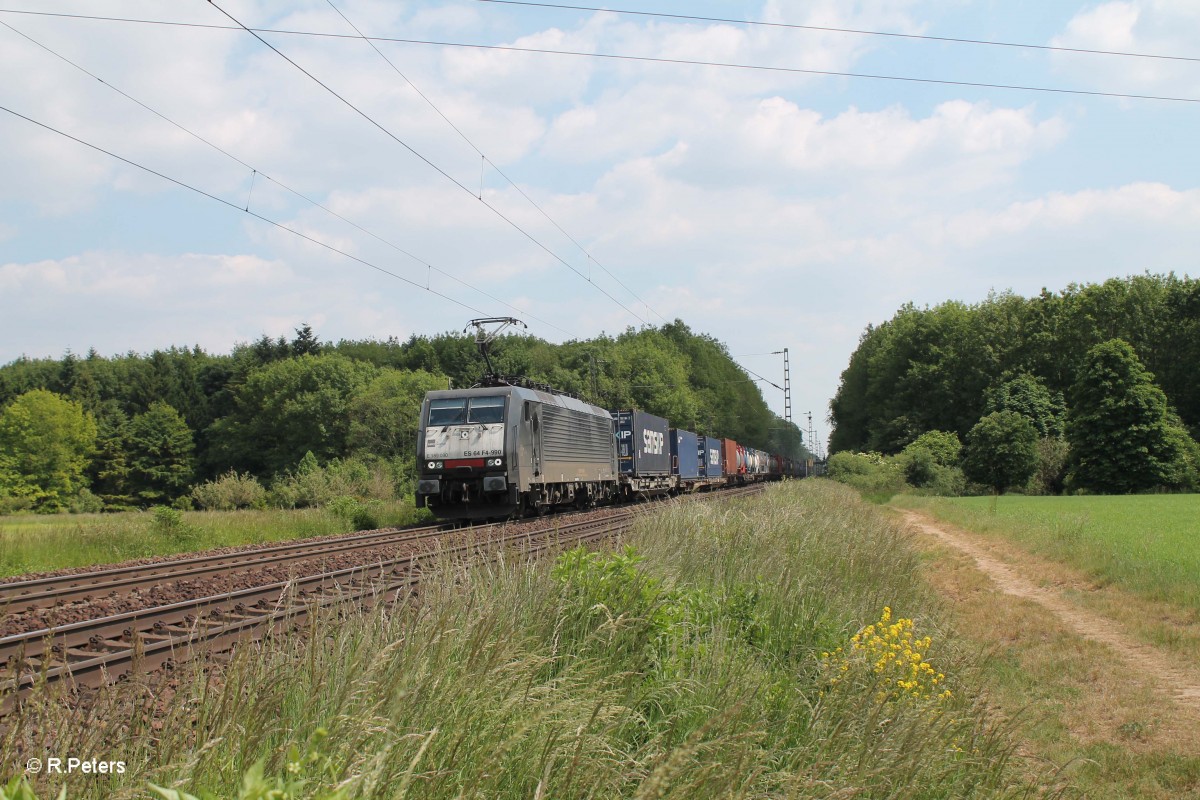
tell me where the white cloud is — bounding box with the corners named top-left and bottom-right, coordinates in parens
top-left (739, 99), bottom-right (1066, 172)
top-left (1050, 1), bottom-right (1200, 94)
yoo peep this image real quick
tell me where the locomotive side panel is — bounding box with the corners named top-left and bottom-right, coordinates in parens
top-left (537, 401), bottom-right (617, 481)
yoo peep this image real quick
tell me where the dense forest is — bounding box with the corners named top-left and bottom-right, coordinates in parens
top-left (828, 273), bottom-right (1200, 494)
top-left (0, 321), bottom-right (806, 513)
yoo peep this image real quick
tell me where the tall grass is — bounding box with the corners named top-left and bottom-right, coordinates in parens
top-left (898, 494), bottom-right (1200, 613)
top-left (3, 482), bottom-right (1041, 799)
top-left (0, 500), bottom-right (431, 578)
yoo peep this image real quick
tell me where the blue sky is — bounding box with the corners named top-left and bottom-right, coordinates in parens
top-left (2, 0), bottom-right (1198, 452)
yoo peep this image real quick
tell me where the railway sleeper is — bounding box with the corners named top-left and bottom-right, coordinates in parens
top-left (67, 646), bottom-right (109, 660)
top-left (85, 636), bottom-right (128, 652)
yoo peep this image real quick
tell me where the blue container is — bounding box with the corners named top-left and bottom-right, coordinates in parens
top-left (670, 429), bottom-right (700, 479)
top-left (698, 435), bottom-right (724, 477)
top-left (612, 410), bottom-right (671, 476)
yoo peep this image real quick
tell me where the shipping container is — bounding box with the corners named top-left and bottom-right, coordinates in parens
top-left (612, 409), bottom-right (671, 476)
top-left (698, 435), bottom-right (723, 478)
top-left (720, 438), bottom-right (742, 476)
top-left (670, 429), bottom-right (700, 479)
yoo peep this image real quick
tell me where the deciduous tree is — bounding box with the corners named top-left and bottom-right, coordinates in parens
top-left (208, 354), bottom-right (378, 477)
top-left (962, 411), bottom-right (1038, 495)
top-left (0, 389), bottom-right (97, 510)
top-left (1066, 339), bottom-right (1190, 493)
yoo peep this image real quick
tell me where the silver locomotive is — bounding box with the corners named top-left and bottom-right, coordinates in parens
top-left (416, 385), bottom-right (618, 520)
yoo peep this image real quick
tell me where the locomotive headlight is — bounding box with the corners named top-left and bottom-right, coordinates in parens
top-left (487, 457), bottom-right (504, 467)
top-left (426, 460), bottom-right (443, 470)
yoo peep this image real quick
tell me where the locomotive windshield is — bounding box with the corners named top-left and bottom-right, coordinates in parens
top-left (427, 396), bottom-right (505, 426)
top-left (428, 398), bottom-right (466, 426)
top-left (467, 396), bottom-right (505, 424)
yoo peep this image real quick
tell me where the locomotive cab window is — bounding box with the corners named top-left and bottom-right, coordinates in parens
top-left (428, 398), bottom-right (466, 426)
top-left (467, 396), bottom-right (505, 424)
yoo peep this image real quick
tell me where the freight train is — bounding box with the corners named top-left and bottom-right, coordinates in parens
top-left (414, 383), bottom-right (805, 521)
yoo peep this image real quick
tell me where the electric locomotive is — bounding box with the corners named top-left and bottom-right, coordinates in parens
top-left (415, 384), bottom-right (618, 521)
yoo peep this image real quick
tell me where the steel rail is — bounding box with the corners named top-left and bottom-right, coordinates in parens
top-left (0, 522), bottom-right (451, 611)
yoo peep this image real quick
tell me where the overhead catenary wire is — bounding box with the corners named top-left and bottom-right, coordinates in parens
top-left (2, 8), bottom-right (1198, 104)
top-left (473, 0), bottom-right (1200, 65)
top-left (205, 0), bottom-right (651, 327)
top-left (0, 17), bottom-right (574, 338)
top-left (0, 103), bottom-right (503, 320)
top-left (321, 0), bottom-right (667, 325)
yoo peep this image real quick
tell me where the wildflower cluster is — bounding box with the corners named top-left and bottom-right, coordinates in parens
top-left (822, 607), bottom-right (952, 705)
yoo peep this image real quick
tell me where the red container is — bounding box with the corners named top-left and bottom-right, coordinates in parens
top-left (720, 438), bottom-right (741, 475)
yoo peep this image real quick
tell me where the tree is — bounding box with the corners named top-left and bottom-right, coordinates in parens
top-left (88, 404), bottom-right (134, 509)
top-left (1066, 339), bottom-right (1188, 493)
top-left (291, 324), bottom-right (321, 356)
top-left (962, 411), bottom-right (1038, 495)
top-left (984, 374), bottom-right (1066, 438)
top-left (347, 369), bottom-right (448, 460)
top-left (828, 274), bottom-right (1200, 454)
top-left (125, 402), bottom-right (196, 505)
top-left (903, 430), bottom-right (961, 467)
top-left (902, 430), bottom-right (962, 489)
top-left (207, 354), bottom-right (378, 477)
top-left (1032, 437), bottom-right (1070, 496)
top-left (0, 389), bottom-right (98, 510)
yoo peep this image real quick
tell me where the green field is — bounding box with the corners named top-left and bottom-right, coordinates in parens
top-left (0, 501), bottom-right (431, 578)
top-left (897, 494), bottom-right (1200, 613)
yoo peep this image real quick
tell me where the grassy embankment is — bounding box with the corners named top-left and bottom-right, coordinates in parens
top-left (896, 493), bottom-right (1200, 799)
top-left (0, 501), bottom-right (431, 579)
top-left (2, 481), bottom-right (1042, 799)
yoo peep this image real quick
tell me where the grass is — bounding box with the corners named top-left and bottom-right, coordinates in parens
top-left (0, 501), bottom-right (432, 578)
top-left (895, 494), bottom-right (1200, 615)
top-left (915, 525), bottom-right (1200, 799)
top-left (1, 481), bottom-right (1044, 799)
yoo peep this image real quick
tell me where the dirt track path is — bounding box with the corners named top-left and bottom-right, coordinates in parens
top-left (898, 509), bottom-right (1200, 714)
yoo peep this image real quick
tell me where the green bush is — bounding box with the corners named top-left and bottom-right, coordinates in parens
top-left (903, 430), bottom-right (962, 467)
top-left (68, 488), bottom-right (105, 514)
top-left (902, 448), bottom-right (938, 487)
top-left (826, 451), bottom-right (906, 499)
top-left (191, 470), bottom-right (268, 511)
top-left (1028, 437), bottom-right (1070, 495)
top-left (150, 505), bottom-right (198, 547)
top-left (270, 455), bottom-right (396, 509)
top-left (920, 464), bottom-right (968, 496)
top-left (325, 495), bottom-right (382, 531)
top-left (0, 493), bottom-right (35, 515)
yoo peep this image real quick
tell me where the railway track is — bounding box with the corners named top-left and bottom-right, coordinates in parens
top-left (0, 522), bottom-right (451, 612)
top-left (0, 484), bottom-right (764, 714)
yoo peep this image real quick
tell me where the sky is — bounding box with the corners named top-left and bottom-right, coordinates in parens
top-left (2, 0), bottom-right (1198, 454)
